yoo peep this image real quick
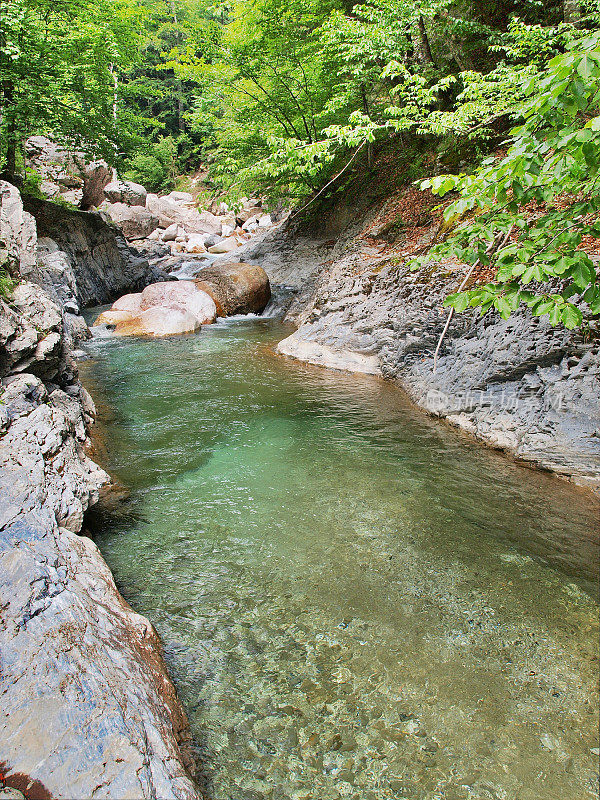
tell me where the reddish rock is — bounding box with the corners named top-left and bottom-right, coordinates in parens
top-left (115, 307), bottom-right (201, 337)
top-left (195, 262), bottom-right (270, 316)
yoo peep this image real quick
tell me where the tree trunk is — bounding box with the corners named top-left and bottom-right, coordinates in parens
top-left (416, 16), bottom-right (436, 66)
top-left (1, 80), bottom-right (18, 182)
top-left (360, 86), bottom-right (374, 172)
top-left (564, 0), bottom-right (580, 24)
top-left (109, 64), bottom-right (118, 122)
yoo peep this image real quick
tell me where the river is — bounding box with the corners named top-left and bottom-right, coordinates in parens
top-left (80, 317), bottom-right (599, 800)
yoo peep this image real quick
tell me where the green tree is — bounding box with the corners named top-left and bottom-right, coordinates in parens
top-left (0, 0), bottom-right (147, 180)
top-left (419, 31), bottom-right (600, 329)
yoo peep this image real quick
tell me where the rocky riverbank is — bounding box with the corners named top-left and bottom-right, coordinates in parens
top-left (0, 181), bottom-right (202, 799)
top-left (237, 192), bottom-right (600, 494)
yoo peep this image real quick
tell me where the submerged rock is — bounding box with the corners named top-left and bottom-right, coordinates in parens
top-left (253, 212), bottom-right (600, 490)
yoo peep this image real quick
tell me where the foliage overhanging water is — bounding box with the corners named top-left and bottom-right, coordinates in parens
top-left (81, 318), bottom-right (599, 800)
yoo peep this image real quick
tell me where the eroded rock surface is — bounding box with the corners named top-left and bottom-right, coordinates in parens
top-left (104, 201), bottom-right (160, 240)
top-left (0, 483), bottom-right (199, 800)
top-left (20, 191), bottom-right (168, 307)
top-left (94, 280), bottom-right (217, 336)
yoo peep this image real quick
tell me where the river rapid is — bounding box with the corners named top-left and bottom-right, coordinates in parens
top-left (81, 317), bottom-right (599, 800)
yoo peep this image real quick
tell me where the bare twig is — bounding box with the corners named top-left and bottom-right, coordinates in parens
top-left (432, 225), bottom-right (514, 373)
top-left (289, 142), bottom-right (366, 220)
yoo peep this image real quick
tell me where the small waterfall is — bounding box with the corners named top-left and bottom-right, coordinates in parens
top-left (260, 284), bottom-right (297, 319)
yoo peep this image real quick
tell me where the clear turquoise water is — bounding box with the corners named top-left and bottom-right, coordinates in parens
top-left (81, 319), bottom-right (599, 800)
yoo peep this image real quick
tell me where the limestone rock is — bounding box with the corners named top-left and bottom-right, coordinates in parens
top-left (104, 179), bottom-right (147, 207)
top-left (0, 283), bottom-right (66, 381)
top-left (80, 161), bottom-right (112, 209)
top-left (207, 236), bottom-right (240, 254)
top-left (277, 333), bottom-right (380, 374)
top-left (0, 474), bottom-right (200, 799)
top-left (93, 308), bottom-right (134, 326)
top-left (162, 223), bottom-right (180, 242)
top-left (184, 234), bottom-right (208, 253)
top-left (195, 262), bottom-right (271, 316)
top-left (105, 202), bottom-right (160, 240)
top-left (115, 306), bottom-right (201, 337)
top-left (23, 192), bottom-right (169, 307)
top-left (113, 291), bottom-right (143, 314)
top-left (254, 216), bottom-right (600, 490)
top-left (100, 281), bottom-right (217, 336)
top-left (236, 205), bottom-right (262, 225)
top-left (166, 191), bottom-right (194, 203)
top-left (0, 181), bottom-right (37, 277)
top-left (139, 280), bottom-right (198, 310)
top-left (146, 195), bottom-right (221, 235)
top-left (0, 181), bottom-right (202, 799)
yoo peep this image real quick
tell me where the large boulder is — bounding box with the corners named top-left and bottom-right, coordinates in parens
top-left (146, 194), bottom-right (221, 235)
top-left (236, 205), bottom-right (262, 225)
top-left (94, 280), bottom-right (217, 337)
top-left (113, 291), bottom-right (143, 313)
top-left (114, 307), bottom-right (202, 337)
top-left (80, 161), bottom-right (112, 209)
top-left (195, 262), bottom-right (271, 316)
top-left (184, 234), bottom-right (207, 253)
top-left (165, 191), bottom-right (194, 204)
top-left (138, 280), bottom-right (197, 310)
top-left (0, 181), bottom-right (37, 277)
top-left (105, 202), bottom-right (160, 240)
top-left (104, 180), bottom-right (147, 207)
top-left (24, 137), bottom-right (111, 209)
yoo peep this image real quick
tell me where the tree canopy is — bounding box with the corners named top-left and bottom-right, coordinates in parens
top-left (1, 0), bottom-right (599, 329)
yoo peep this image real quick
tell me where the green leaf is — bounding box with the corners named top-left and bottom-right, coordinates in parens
top-left (569, 262), bottom-right (595, 291)
top-left (548, 304), bottom-right (562, 326)
top-left (444, 292), bottom-right (469, 312)
top-left (561, 304), bottom-right (583, 329)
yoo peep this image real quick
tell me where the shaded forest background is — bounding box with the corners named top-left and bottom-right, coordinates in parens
top-left (1, 0), bottom-right (600, 325)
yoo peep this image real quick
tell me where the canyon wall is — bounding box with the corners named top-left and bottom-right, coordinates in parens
top-left (0, 182), bottom-right (201, 799)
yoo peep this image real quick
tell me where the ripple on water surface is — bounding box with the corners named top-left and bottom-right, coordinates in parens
top-left (81, 320), bottom-right (600, 800)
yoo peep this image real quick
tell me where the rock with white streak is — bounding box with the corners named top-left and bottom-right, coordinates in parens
top-left (208, 236), bottom-right (240, 254)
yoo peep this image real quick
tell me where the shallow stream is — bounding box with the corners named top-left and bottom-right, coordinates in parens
top-left (81, 318), bottom-right (599, 800)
